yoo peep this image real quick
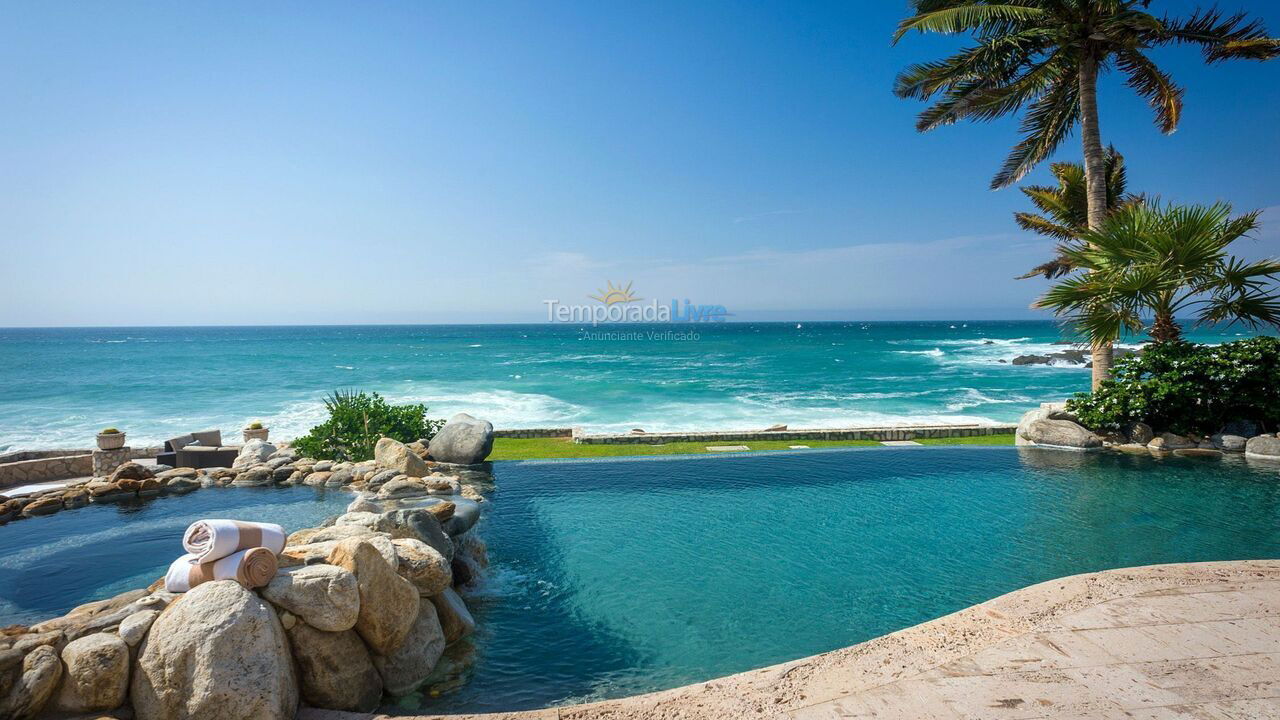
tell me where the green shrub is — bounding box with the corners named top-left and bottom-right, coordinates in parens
top-left (246, 421), bottom-right (264, 430)
top-left (292, 390), bottom-right (444, 462)
top-left (100, 427), bottom-right (121, 435)
top-left (1066, 337), bottom-right (1280, 435)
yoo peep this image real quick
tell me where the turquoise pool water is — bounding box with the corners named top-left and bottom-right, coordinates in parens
top-left (415, 447), bottom-right (1280, 714)
top-left (0, 486), bottom-right (351, 626)
top-left (2, 449), bottom-right (1277, 715)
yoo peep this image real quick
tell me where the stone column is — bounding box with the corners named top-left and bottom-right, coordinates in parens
top-left (93, 447), bottom-right (131, 477)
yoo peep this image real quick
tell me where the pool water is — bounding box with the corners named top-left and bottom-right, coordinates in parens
top-left (417, 447), bottom-right (1280, 714)
top-left (0, 486), bottom-right (351, 626)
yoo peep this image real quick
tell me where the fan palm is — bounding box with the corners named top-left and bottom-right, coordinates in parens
top-left (1015, 146), bottom-right (1140, 279)
top-left (892, 0), bottom-right (1279, 386)
top-left (1036, 202), bottom-right (1280, 345)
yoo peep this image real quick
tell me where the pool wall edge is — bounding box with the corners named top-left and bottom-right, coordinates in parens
top-left (338, 558), bottom-right (1280, 720)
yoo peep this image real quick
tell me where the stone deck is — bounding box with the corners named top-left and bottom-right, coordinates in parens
top-left (306, 559), bottom-right (1280, 720)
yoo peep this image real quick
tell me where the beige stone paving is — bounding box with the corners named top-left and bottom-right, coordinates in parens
top-left (303, 560), bottom-right (1280, 720)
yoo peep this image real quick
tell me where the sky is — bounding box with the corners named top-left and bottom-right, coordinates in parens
top-left (1, 1), bottom-right (1278, 326)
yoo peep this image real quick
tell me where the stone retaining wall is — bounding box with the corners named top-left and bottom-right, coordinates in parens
top-left (572, 424), bottom-right (1018, 445)
top-left (0, 453), bottom-right (93, 488)
top-left (491, 428), bottom-right (575, 439)
top-left (0, 446), bottom-right (163, 490)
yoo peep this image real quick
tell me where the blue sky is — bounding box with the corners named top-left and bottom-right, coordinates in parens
top-left (2, 1), bottom-right (1278, 325)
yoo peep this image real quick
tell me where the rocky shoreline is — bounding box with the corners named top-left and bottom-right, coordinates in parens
top-left (1015, 401), bottom-right (1280, 459)
top-left (0, 414), bottom-right (497, 719)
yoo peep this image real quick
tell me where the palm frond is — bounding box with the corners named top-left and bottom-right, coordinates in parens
top-left (893, 4), bottom-right (1048, 43)
top-left (1158, 9), bottom-right (1280, 63)
top-left (991, 69), bottom-right (1078, 188)
top-left (1116, 49), bottom-right (1184, 133)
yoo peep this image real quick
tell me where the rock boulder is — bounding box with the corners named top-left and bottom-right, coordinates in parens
top-left (286, 623), bottom-right (382, 712)
top-left (232, 440), bottom-right (277, 469)
top-left (261, 565), bottom-right (360, 633)
top-left (131, 580), bottom-right (297, 720)
top-left (51, 632), bottom-right (129, 713)
top-left (326, 539), bottom-right (420, 655)
top-left (1016, 409), bottom-right (1101, 451)
top-left (0, 644), bottom-right (61, 719)
top-left (430, 587), bottom-right (475, 645)
top-left (428, 413), bottom-right (494, 465)
top-left (372, 601), bottom-right (445, 696)
top-left (374, 437), bottom-right (430, 477)
top-left (1245, 434), bottom-right (1280, 459)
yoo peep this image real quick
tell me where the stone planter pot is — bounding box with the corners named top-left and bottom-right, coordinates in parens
top-left (243, 427), bottom-right (270, 442)
top-left (96, 432), bottom-right (126, 450)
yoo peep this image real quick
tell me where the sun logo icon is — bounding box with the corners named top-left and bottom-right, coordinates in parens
top-left (590, 281), bottom-right (641, 305)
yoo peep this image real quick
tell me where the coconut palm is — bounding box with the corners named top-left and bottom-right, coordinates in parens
top-left (1015, 146), bottom-right (1140, 279)
top-left (1036, 202), bottom-right (1280, 345)
top-left (892, 1), bottom-right (1279, 387)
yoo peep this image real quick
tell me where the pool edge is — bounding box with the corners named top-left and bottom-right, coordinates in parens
top-left (334, 557), bottom-right (1280, 720)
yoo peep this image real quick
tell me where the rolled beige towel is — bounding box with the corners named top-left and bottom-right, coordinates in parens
top-left (182, 519), bottom-right (286, 563)
top-left (164, 547), bottom-right (279, 592)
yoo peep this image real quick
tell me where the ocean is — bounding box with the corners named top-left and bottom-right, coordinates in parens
top-left (0, 321), bottom-right (1258, 451)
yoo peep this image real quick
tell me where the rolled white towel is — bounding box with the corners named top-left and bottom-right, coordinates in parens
top-left (182, 519), bottom-right (285, 563)
top-left (164, 548), bottom-right (279, 593)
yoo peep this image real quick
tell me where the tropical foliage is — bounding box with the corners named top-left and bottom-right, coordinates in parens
top-left (293, 390), bottom-right (444, 462)
top-left (892, 1), bottom-right (1279, 190)
top-left (1035, 202), bottom-right (1280, 344)
top-left (1066, 337), bottom-right (1280, 435)
top-left (892, 0), bottom-right (1279, 387)
top-left (1015, 147), bottom-right (1140, 279)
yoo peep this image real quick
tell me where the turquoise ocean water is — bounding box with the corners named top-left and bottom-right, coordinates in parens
top-left (0, 321), bottom-right (1262, 450)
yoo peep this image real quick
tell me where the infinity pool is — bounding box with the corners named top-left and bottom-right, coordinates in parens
top-left (2, 449), bottom-right (1277, 715)
top-left (416, 447), bottom-right (1280, 714)
top-left (0, 486), bottom-right (351, 626)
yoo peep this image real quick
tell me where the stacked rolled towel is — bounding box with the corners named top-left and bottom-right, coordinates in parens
top-left (164, 519), bottom-right (287, 592)
top-left (165, 547), bottom-right (279, 592)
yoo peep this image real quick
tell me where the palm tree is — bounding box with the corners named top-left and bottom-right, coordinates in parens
top-left (1015, 146), bottom-right (1140, 279)
top-left (1036, 202), bottom-right (1280, 345)
top-left (892, 1), bottom-right (1279, 387)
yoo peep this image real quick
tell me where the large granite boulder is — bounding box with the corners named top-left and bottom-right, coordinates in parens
top-left (429, 587), bottom-right (476, 645)
top-left (1211, 433), bottom-right (1248, 452)
top-left (0, 645), bottom-right (61, 719)
top-left (336, 511), bottom-right (395, 534)
top-left (377, 477), bottom-right (430, 500)
top-left (1016, 408), bottom-right (1101, 450)
top-left (282, 535), bottom-right (397, 568)
top-left (118, 609), bottom-right (159, 647)
top-left (232, 440), bottom-right (277, 469)
top-left (50, 632), bottom-right (129, 713)
top-left (1122, 421), bottom-right (1154, 445)
top-left (261, 564), bottom-right (360, 633)
top-left (109, 462), bottom-right (154, 482)
top-left (326, 538), bottom-right (420, 655)
top-left (1245, 435), bottom-right (1280, 459)
top-left (308, 523), bottom-right (384, 544)
top-left (231, 466), bottom-right (273, 487)
top-left (374, 437), bottom-right (430, 477)
top-left (391, 538), bottom-right (452, 596)
top-left (442, 498), bottom-right (482, 537)
top-left (1148, 432), bottom-right (1194, 451)
top-left (428, 413), bottom-right (494, 465)
top-left (384, 508), bottom-right (454, 561)
top-left (131, 580), bottom-right (297, 720)
top-left (371, 601), bottom-right (445, 696)
top-left (286, 623), bottom-right (382, 712)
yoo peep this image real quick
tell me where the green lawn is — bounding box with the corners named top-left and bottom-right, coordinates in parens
top-left (488, 433), bottom-right (1015, 461)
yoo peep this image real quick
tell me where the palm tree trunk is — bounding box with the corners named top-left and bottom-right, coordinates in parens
top-left (1151, 311), bottom-right (1182, 343)
top-left (1078, 53), bottom-right (1113, 391)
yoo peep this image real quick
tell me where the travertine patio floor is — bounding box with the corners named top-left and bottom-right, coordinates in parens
top-left (306, 560), bottom-right (1280, 720)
